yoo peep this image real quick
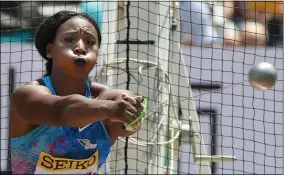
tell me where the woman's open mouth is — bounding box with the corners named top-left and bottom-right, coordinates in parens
top-left (74, 56), bottom-right (87, 67)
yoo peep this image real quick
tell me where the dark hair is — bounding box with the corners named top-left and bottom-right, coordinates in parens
top-left (35, 11), bottom-right (102, 76)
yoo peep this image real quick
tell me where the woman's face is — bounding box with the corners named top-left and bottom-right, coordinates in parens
top-left (48, 17), bottom-right (99, 78)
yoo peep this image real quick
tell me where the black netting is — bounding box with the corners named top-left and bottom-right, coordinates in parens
top-left (1, 1), bottom-right (283, 174)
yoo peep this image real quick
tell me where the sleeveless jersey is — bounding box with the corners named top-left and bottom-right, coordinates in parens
top-left (10, 76), bottom-right (111, 174)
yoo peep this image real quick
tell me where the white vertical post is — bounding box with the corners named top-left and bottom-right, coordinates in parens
top-left (155, 1), bottom-right (171, 174)
top-left (167, 1), bottom-right (212, 174)
top-left (100, 1), bottom-right (118, 173)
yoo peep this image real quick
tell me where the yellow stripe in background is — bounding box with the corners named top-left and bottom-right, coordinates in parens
top-left (246, 1), bottom-right (283, 14)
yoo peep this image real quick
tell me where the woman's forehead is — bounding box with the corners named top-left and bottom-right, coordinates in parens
top-left (57, 17), bottom-right (97, 36)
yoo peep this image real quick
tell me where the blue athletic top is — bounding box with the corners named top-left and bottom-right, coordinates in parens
top-left (10, 76), bottom-right (111, 174)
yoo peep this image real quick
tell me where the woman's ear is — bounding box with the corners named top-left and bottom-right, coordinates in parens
top-left (46, 44), bottom-right (53, 59)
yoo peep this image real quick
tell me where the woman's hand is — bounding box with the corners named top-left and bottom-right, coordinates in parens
top-left (97, 89), bottom-right (143, 125)
top-left (103, 94), bottom-right (140, 125)
top-left (106, 96), bottom-right (144, 140)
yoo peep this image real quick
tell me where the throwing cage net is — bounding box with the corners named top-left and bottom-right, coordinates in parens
top-left (1, 1), bottom-right (283, 174)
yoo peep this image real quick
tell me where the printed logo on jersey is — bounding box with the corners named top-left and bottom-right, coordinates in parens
top-left (35, 151), bottom-right (98, 174)
top-left (77, 139), bottom-right (97, 150)
top-left (78, 124), bottom-right (92, 132)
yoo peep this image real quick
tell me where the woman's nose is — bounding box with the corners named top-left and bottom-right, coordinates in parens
top-left (73, 40), bottom-right (87, 55)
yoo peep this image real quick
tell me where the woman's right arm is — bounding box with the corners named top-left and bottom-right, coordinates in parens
top-left (10, 84), bottom-right (137, 128)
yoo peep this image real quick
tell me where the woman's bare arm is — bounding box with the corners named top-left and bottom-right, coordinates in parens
top-left (11, 84), bottom-right (137, 128)
top-left (10, 84), bottom-right (114, 128)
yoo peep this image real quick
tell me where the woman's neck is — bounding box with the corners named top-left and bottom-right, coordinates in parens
top-left (49, 70), bottom-right (88, 96)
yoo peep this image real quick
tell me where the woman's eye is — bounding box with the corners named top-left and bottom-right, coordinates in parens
top-left (86, 40), bottom-right (95, 45)
top-left (65, 37), bottom-right (74, 43)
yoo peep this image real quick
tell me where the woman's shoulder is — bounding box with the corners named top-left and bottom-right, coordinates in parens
top-left (26, 80), bottom-right (42, 86)
top-left (90, 82), bottom-right (133, 95)
top-left (89, 81), bottom-right (110, 98)
top-left (89, 81), bottom-right (134, 99)
top-left (21, 76), bottom-right (46, 87)
top-left (13, 79), bottom-right (52, 97)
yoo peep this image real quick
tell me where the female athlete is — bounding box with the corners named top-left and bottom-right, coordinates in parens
top-left (9, 11), bottom-right (143, 174)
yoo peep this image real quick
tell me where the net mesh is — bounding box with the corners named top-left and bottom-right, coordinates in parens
top-left (1, 1), bottom-right (283, 174)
